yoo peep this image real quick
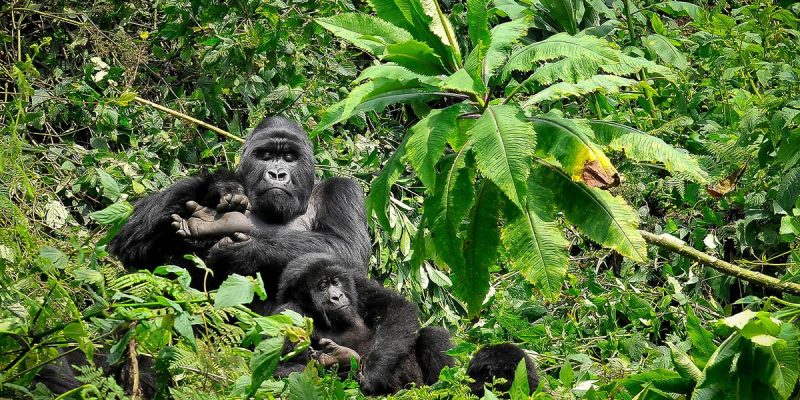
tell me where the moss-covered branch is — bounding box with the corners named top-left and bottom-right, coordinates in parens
top-left (640, 230), bottom-right (800, 295)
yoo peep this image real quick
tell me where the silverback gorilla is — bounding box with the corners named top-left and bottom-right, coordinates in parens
top-left (467, 343), bottom-right (540, 397)
top-left (274, 253), bottom-right (455, 395)
top-left (108, 116), bottom-right (370, 312)
top-left (36, 117), bottom-right (371, 397)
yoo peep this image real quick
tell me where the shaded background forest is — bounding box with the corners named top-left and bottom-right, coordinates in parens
top-left (1, 0), bottom-right (800, 398)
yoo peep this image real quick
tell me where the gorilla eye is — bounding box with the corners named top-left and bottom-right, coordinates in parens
top-left (330, 277), bottom-right (339, 285)
top-left (318, 282), bottom-right (328, 291)
top-left (262, 152), bottom-right (273, 161)
top-left (283, 153), bottom-right (296, 162)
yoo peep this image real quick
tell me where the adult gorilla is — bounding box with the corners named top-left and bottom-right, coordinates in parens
top-left (274, 253), bottom-right (454, 395)
top-left (108, 116), bottom-right (370, 311)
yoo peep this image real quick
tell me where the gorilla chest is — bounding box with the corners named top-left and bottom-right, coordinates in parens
top-left (250, 207), bottom-right (315, 232)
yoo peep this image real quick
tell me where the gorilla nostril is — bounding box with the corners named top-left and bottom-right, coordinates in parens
top-left (268, 170), bottom-right (278, 180)
top-left (277, 171), bottom-right (288, 181)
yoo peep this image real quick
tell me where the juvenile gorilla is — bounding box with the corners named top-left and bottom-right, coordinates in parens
top-left (467, 343), bottom-right (540, 397)
top-left (275, 253), bottom-right (454, 395)
top-left (108, 116), bottom-right (370, 312)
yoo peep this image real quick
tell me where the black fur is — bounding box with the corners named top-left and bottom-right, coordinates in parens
top-left (108, 116), bottom-right (370, 311)
top-left (34, 350), bottom-right (156, 398)
top-left (467, 343), bottom-right (540, 397)
top-left (275, 253), bottom-right (454, 395)
top-left (36, 117), bottom-right (370, 397)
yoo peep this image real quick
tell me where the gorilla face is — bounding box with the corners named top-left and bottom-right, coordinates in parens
top-left (279, 254), bottom-right (360, 329)
top-left (238, 117), bottom-right (315, 223)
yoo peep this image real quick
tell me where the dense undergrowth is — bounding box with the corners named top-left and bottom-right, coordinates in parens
top-left (1, 0), bottom-right (800, 399)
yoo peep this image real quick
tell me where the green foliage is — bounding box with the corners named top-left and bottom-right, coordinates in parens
top-left (317, 0), bottom-right (708, 314)
top-left (3, 0), bottom-right (800, 398)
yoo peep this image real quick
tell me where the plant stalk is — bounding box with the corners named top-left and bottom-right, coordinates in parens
top-left (640, 230), bottom-right (800, 296)
top-left (133, 96), bottom-right (244, 143)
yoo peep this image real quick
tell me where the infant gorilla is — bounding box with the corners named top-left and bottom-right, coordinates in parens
top-left (274, 253), bottom-right (454, 395)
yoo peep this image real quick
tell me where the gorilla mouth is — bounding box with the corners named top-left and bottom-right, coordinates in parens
top-left (260, 187), bottom-right (291, 196)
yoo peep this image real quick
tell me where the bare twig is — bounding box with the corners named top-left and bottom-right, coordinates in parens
top-left (133, 96), bottom-right (244, 143)
top-left (640, 230), bottom-right (800, 295)
top-left (128, 337), bottom-right (142, 400)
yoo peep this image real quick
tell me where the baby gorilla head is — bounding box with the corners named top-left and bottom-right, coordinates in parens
top-left (278, 253), bottom-right (360, 329)
top-left (467, 343), bottom-right (539, 397)
top-left (238, 116), bottom-right (315, 223)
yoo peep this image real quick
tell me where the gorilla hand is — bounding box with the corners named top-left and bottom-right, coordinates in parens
top-left (208, 180), bottom-right (249, 212)
top-left (217, 192), bottom-right (250, 213)
top-left (171, 201), bottom-right (251, 239)
top-left (313, 338), bottom-right (360, 368)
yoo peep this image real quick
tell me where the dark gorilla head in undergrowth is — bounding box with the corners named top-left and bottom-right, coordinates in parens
top-left (238, 116), bottom-right (315, 223)
top-left (278, 253), bottom-right (360, 329)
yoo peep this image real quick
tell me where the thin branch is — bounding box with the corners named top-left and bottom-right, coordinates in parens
top-left (640, 230), bottom-right (800, 296)
top-left (133, 96), bottom-right (244, 143)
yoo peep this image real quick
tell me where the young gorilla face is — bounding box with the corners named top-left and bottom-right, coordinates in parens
top-left (238, 117), bottom-right (315, 223)
top-left (306, 267), bottom-right (360, 328)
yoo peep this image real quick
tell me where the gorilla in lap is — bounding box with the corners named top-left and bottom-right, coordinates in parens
top-left (108, 116), bottom-right (370, 312)
top-left (274, 253), bottom-right (455, 395)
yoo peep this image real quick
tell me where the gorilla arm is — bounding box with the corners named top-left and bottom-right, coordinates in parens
top-left (206, 177), bottom-right (370, 276)
top-left (355, 278), bottom-right (422, 394)
top-left (108, 171), bottom-right (243, 269)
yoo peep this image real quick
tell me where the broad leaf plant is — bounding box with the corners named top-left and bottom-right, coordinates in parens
top-left (315, 0), bottom-right (707, 315)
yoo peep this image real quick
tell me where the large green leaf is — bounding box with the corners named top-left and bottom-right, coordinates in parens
top-left (503, 168), bottom-right (569, 300)
top-left (368, 0), bottom-right (460, 71)
top-left (384, 40), bottom-right (448, 75)
top-left (427, 149), bottom-right (475, 302)
top-left (541, 166), bottom-right (648, 263)
top-left (462, 181), bottom-right (502, 315)
top-left (483, 18), bottom-right (530, 83)
top-left (589, 120), bottom-right (708, 183)
top-left (602, 54), bottom-right (677, 82)
top-left (467, 104), bottom-right (536, 210)
top-left (405, 105), bottom-right (462, 191)
top-left (421, 0), bottom-right (462, 62)
top-left (467, 0), bottom-right (490, 47)
top-left (503, 33), bottom-right (619, 78)
top-left (531, 116), bottom-right (618, 184)
top-left (316, 14), bottom-right (412, 55)
top-left (539, 0), bottom-right (584, 34)
top-left (315, 78), bottom-right (442, 133)
top-left (366, 135), bottom-right (409, 231)
top-left (522, 74), bottom-right (637, 107)
top-left (776, 166), bottom-right (800, 212)
top-left (643, 34), bottom-right (688, 70)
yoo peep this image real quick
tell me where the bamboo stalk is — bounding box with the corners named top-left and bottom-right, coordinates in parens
top-left (640, 230), bottom-right (800, 295)
top-left (133, 96), bottom-right (244, 143)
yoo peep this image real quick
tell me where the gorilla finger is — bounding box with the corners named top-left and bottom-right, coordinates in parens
top-left (216, 194), bottom-right (232, 211)
top-left (186, 200), bottom-right (201, 211)
top-left (232, 232), bottom-right (251, 242)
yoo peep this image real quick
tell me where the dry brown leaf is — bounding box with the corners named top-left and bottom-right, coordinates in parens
top-left (706, 162), bottom-right (748, 198)
top-left (582, 159), bottom-right (620, 188)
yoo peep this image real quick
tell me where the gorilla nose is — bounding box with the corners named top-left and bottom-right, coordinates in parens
top-left (267, 168), bottom-right (289, 183)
